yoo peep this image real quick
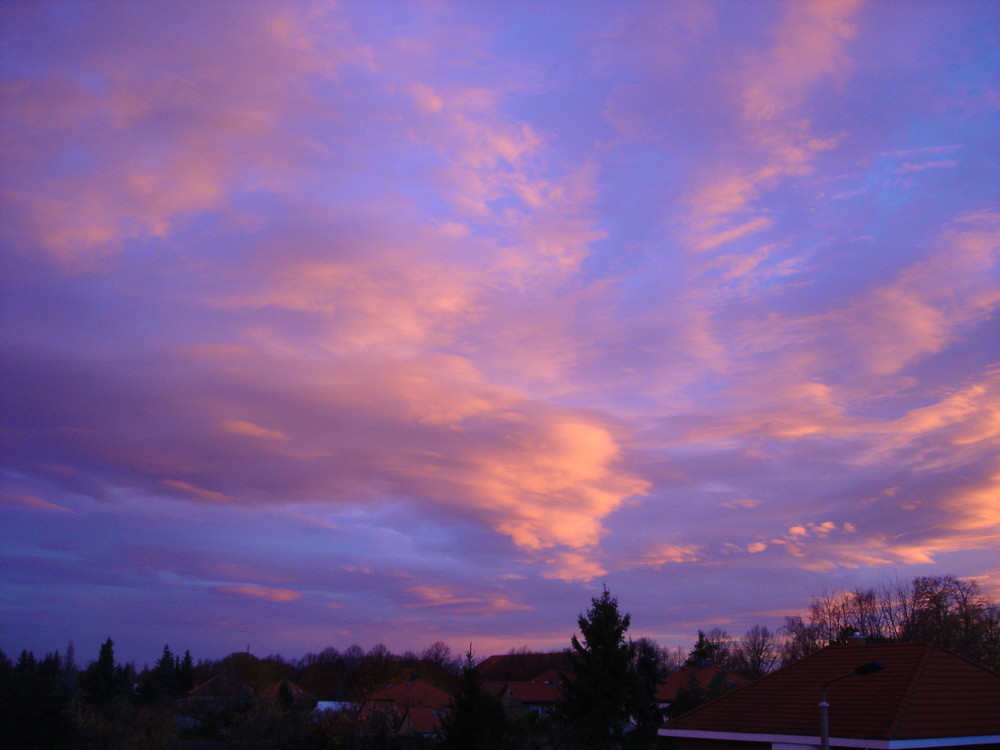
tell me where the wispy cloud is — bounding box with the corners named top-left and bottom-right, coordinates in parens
top-left (216, 585), bottom-right (303, 603)
top-left (2, 0), bottom-right (997, 664)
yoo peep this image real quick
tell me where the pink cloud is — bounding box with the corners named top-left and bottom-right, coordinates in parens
top-left (631, 543), bottom-right (702, 567)
top-left (894, 160), bottom-right (959, 173)
top-left (738, 0), bottom-right (860, 126)
top-left (161, 480), bottom-right (233, 504)
top-left (216, 585), bottom-right (303, 603)
top-left (404, 585), bottom-right (533, 615)
top-left (1, 2), bottom-right (370, 266)
top-left (825, 211), bottom-right (1000, 375)
top-left (682, 1), bottom-right (860, 251)
top-left (220, 420), bottom-right (289, 441)
top-left (2, 0), bottom-right (997, 663)
top-left (1, 493), bottom-right (74, 514)
top-left (693, 216), bottom-right (774, 253)
top-left (540, 551), bottom-right (607, 583)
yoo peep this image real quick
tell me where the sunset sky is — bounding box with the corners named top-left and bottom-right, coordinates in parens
top-left (2, 0), bottom-right (999, 667)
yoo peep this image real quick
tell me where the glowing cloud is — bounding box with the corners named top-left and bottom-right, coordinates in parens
top-left (216, 585), bottom-right (303, 603)
top-left (1, 0), bottom-right (997, 664)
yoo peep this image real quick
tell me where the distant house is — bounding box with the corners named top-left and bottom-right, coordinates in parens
top-left (475, 653), bottom-right (569, 719)
top-left (361, 676), bottom-right (451, 738)
top-left (657, 664), bottom-right (748, 719)
top-left (364, 675), bottom-right (452, 711)
top-left (475, 652), bottom-right (571, 682)
top-left (499, 678), bottom-right (563, 717)
top-left (397, 705), bottom-right (446, 740)
top-left (256, 679), bottom-right (317, 713)
top-left (661, 639), bottom-right (1000, 749)
top-left (180, 673), bottom-right (253, 718)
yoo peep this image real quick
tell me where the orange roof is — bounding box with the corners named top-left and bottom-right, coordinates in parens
top-left (365, 678), bottom-right (451, 710)
top-left (663, 642), bottom-right (1000, 742)
top-left (504, 680), bottom-right (562, 704)
top-left (399, 705), bottom-right (443, 735)
top-left (655, 664), bottom-right (747, 702)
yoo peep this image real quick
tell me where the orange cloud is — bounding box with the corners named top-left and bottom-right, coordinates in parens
top-left (683, 0), bottom-right (860, 252)
top-left (540, 551), bottom-right (607, 583)
top-left (720, 498), bottom-right (762, 509)
top-left (404, 585), bottom-right (534, 614)
top-left (738, 0), bottom-right (859, 126)
top-left (2, 3), bottom-right (369, 266)
top-left (1, 493), bottom-right (74, 514)
top-left (693, 216), bottom-right (774, 253)
top-left (162, 479), bottom-right (233, 504)
top-left (220, 420), bottom-right (289, 441)
top-left (216, 585), bottom-right (302, 603)
top-left (632, 543), bottom-right (702, 567)
top-left (828, 211), bottom-right (1000, 376)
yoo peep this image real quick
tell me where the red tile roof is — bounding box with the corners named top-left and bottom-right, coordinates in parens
top-left (503, 680), bottom-right (562, 704)
top-left (364, 678), bottom-right (451, 710)
top-left (399, 705), bottom-right (443, 735)
top-left (663, 642), bottom-right (1000, 741)
top-left (655, 665), bottom-right (748, 702)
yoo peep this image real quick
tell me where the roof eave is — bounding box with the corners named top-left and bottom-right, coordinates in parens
top-left (658, 728), bottom-right (1000, 749)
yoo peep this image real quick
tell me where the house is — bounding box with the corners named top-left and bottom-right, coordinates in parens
top-left (661, 639), bottom-right (1000, 749)
top-left (499, 679), bottom-right (563, 717)
top-left (656, 664), bottom-right (748, 719)
top-left (396, 705), bottom-right (445, 740)
top-left (475, 653), bottom-right (569, 718)
top-left (360, 676), bottom-right (451, 737)
top-left (475, 651), bottom-right (571, 682)
top-left (256, 679), bottom-right (317, 713)
top-left (363, 675), bottom-right (452, 711)
top-left (180, 673), bottom-right (253, 717)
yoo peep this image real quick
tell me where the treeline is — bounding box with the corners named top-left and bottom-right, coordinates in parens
top-left (2, 574), bottom-right (997, 748)
top-left (0, 637), bottom-right (465, 749)
top-left (646, 574), bottom-right (1000, 680)
top-left (780, 574), bottom-right (1000, 670)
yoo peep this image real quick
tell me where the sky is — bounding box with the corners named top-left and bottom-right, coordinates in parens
top-left (2, 0), bottom-right (999, 668)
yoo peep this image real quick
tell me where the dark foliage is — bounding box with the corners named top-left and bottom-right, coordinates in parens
top-left (440, 648), bottom-right (511, 750)
top-left (558, 586), bottom-right (659, 750)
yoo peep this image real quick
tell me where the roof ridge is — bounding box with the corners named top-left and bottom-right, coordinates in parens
top-left (886, 642), bottom-right (930, 739)
top-left (927, 640), bottom-right (1000, 676)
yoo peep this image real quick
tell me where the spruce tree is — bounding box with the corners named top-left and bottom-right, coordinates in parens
top-left (559, 586), bottom-right (642, 749)
top-left (81, 637), bottom-right (124, 707)
top-left (441, 647), bottom-right (510, 750)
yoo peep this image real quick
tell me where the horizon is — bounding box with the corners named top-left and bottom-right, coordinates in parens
top-left (2, 0), bottom-right (998, 670)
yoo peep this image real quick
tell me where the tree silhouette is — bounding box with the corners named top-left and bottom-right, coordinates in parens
top-left (559, 586), bottom-right (647, 749)
top-left (441, 646), bottom-right (510, 750)
top-left (81, 637), bottom-right (125, 708)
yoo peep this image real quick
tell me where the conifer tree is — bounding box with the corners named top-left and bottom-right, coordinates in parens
top-left (559, 586), bottom-right (644, 749)
top-left (441, 646), bottom-right (510, 750)
top-left (81, 637), bottom-right (124, 707)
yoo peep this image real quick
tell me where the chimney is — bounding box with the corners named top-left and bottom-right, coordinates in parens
top-left (848, 632), bottom-right (867, 647)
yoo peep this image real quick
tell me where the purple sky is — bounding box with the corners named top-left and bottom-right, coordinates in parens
top-left (2, 0), bottom-right (999, 667)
